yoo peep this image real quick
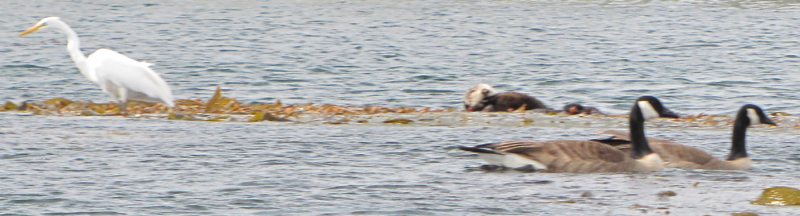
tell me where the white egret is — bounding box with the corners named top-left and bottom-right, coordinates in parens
top-left (19, 17), bottom-right (175, 112)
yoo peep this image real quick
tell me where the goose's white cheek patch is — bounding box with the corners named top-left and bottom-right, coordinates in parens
top-left (638, 101), bottom-right (660, 120)
top-left (747, 108), bottom-right (760, 126)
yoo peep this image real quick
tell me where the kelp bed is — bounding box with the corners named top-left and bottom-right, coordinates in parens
top-left (0, 87), bottom-right (461, 124)
top-left (2, 87), bottom-right (800, 129)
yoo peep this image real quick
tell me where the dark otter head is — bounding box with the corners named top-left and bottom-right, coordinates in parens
top-left (563, 103), bottom-right (584, 115)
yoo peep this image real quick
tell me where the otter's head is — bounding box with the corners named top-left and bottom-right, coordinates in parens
top-left (463, 83), bottom-right (498, 111)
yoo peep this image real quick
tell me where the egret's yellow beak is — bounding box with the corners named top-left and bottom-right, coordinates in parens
top-left (19, 24), bottom-right (44, 37)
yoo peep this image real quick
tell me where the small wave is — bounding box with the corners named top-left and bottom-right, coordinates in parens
top-left (365, 184), bottom-right (428, 189)
top-left (3, 64), bottom-right (47, 69)
top-left (269, 78), bottom-right (311, 83)
top-left (706, 80), bottom-right (759, 87)
top-left (349, 89), bottom-right (389, 94)
top-left (401, 89), bottom-right (456, 93)
top-left (43, 212), bottom-right (125, 215)
top-left (205, 68), bottom-right (236, 73)
top-left (351, 209), bottom-right (436, 215)
top-left (411, 75), bottom-right (436, 80)
top-left (308, 67), bottom-right (333, 73)
top-left (9, 198), bottom-right (66, 204)
top-left (0, 153), bottom-right (30, 159)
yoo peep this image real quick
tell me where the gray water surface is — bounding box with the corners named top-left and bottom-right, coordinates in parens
top-left (2, 113), bottom-right (799, 215)
top-left (4, 0), bottom-right (800, 113)
top-left (3, 0), bottom-right (800, 215)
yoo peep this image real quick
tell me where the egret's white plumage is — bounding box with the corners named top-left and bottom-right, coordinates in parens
top-left (19, 17), bottom-right (175, 109)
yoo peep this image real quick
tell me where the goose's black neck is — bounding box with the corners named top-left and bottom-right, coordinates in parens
top-left (629, 105), bottom-right (654, 159)
top-left (727, 113), bottom-right (750, 160)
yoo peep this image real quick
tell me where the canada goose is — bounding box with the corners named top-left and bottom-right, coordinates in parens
top-left (463, 83), bottom-right (548, 112)
top-left (593, 104), bottom-right (776, 170)
top-left (458, 96), bottom-right (679, 173)
top-left (563, 103), bottom-right (605, 115)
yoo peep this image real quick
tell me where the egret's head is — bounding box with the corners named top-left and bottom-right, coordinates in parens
top-left (19, 17), bottom-right (62, 37)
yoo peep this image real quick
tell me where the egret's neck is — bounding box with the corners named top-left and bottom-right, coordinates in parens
top-left (59, 23), bottom-right (96, 83)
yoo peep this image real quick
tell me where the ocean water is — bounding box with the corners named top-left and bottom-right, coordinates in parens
top-left (2, 0), bottom-right (800, 215)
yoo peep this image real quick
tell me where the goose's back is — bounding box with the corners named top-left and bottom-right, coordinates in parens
top-left (597, 130), bottom-right (720, 168)
top-left (491, 140), bottom-right (650, 173)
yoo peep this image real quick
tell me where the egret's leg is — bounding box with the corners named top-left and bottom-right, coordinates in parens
top-left (118, 100), bottom-right (128, 115)
top-left (117, 88), bottom-right (128, 115)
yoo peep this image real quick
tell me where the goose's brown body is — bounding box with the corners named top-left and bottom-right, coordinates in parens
top-left (594, 104), bottom-right (777, 170)
top-left (596, 130), bottom-right (750, 170)
top-left (459, 96), bottom-right (679, 173)
top-left (460, 139), bottom-right (664, 173)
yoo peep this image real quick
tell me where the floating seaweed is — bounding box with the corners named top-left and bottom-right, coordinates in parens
top-left (1, 101), bottom-right (18, 111)
top-left (205, 86), bottom-right (226, 113)
top-left (751, 186), bottom-right (800, 206)
top-left (0, 86), bottom-right (454, 123)
top-left (250, 111), bottom-right (290, 122)
top-left (383, 118), bottom-right (413, 124)
top-left (1, 86), bottom-right (798, 127)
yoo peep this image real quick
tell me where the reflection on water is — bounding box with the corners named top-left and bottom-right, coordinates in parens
top-left (2, 0), bottom-right (800, 215)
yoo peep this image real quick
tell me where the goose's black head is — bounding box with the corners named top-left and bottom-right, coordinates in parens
top-left (633, 96), bottom-right (679, 120)
top-left (737, 104), bottom-right (776, 127)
